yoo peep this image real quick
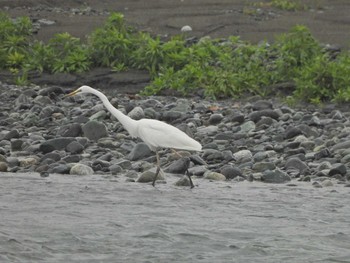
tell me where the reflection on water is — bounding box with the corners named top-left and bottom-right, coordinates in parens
top-left (1, 173), bottom-right (350, 262)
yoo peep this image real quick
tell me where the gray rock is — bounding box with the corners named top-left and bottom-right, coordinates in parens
top-left (197, 126), bottom-right (218, 136)
top-left (57, 123), bottom-right (82, 137)
top-left (175, 177), bottom-right (192, 187)
top-left (322, 179), bottom-right (333, 187)
top-left (262, 169), bottom-right (291, 183)
top-left (19, 157), bottom-right (39, 167)
top-left (66, 141), bottom-right (84, 154)
top-left (128, 106), bottom-right (145, 120)
top-left (4, 129), bottom-right (20, 140)
top-left (285, 158), bottom-right (309, 174)
top-left (11, 139), bottom-right (24, 151)
top-left (115, 160), bottom-right (132, 169)
top-left (109, 164), bottom-right (123, 175)
top-left (39, 86), bottom-right (64, 97)
top-left (50, 164), bottom-right (70, 174)
top-left (0, 162), bottom-right (8, 172)
top-left (137, 168), bottom-right (165, 183)
top-left (329, 164), bottom-right (347, 176)
top-left (331, 140), bottom-right (350, 152)
top-left (284, 126), bottom-right (303, 139)
top-left (6, 157), bottom-right (19, 167)
top-left (70, 163), bottom-right (94, 175)
top-left (202, 149), bottom-right (224, 162)
top-left (188, 165), bottom-right (207, 176)
top-left (89, 110), bottom-right (107, 121)
top-left (128, 143), bottom-right (153, 161)
top-left (41, 152), bottom-right (61, 162)
top-left (22, 113), bottom-right (40, 127)
top-left (240, 121), bottom-right (256, 133)
top-left (164, 157), bottom-right (190, 174)
top-left (314, 148), bottom-right (331, 160)
top-left (252, 100), bottom-right (273, 111)
top-left (209, 114), bottom-right (223, 125)
top-left (172, 99), bottom-right (191, 112)
top-left (229, 114), bottom-right (245, 124)
top-left (220, 165), bottom-right (242, 179)
top-left (62, 155), bottom-right (81, 163)
top-left (204, 171), bottom-right (226, 181)
top-left (82, 120), bottom-right (108, 141)
top-left (40, 137), bottom-right (76, 153)
top-left (162, 111), bottom-right (183, 122)
top-left (248, 110), bottom-right (279, 123)
top-left (233, 150), bottom-right (253, 163)
top-left (252, 162), bottom-right (276, 172)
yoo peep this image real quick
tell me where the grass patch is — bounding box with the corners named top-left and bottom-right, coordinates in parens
top-left (0, 11), bottom-right (349, 103)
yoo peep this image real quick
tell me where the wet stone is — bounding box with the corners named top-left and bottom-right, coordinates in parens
top-left (70, 163), bottom-right (94, 175)
top-left (0, 162), bottom-right (8, 172)
top-left (262, 169), bottom-right (291, 183)
top-left (220, 165), bottom-right (242, 179)
top-left (82, 120), bottom-right (108, 141)
top-left (204, 171), bottom-right (226, 181)
top-left (128, 143), bottom-right (153, 161)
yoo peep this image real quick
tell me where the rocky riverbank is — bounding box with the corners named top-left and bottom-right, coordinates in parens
top-left (0, 82), bottom-right (349, 188)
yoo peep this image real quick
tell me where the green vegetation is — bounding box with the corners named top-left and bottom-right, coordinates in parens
top-left (0, 11), bottom-right (349, 103)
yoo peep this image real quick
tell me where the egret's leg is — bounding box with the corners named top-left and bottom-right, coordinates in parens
top-left (152, 150), bottom-right (161, 187)
top-left (186, 165), bottom-right (195, 189)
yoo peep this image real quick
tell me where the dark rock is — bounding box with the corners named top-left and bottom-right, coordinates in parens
top-left (11, 139), bottom-right (24, 151)
top-left (262, 169), bottom-right (291, 183)
top-left (164, 157), bottom-right (190, 174)
top-left (331, 140), bottom-right (350, 152)
top-left (220, 165), bottom-right (242, 179)
top-left (38, 86), bottom-right (65, 98)
top-left (162, 111), bottom-right (183, 123)
top-left (57, 123), bottom-right (82, 137)
top-left (248, 110), bottom-right (279, 123)
top-left (39, 137), bottom-right (76, 153)
top-left (188, 165), bottom-right (207, 176)
top-left (252, 100), bottom-right (273, 111)
top-left (66, 141), bottom-right (84, 154)
top-left (209, 113), bottom-right (224, 125)
top-left (128, 143), bottom-right (153, 161)
top-left (62, 155), bottom-right (81, 163)
top-left (4, 129), bottom-right (20, 140)
top-left (285, 158), bottom-right (309, 174)
top-left (50, 164), bottom-right (70, 174)
top-left (41, 152), bottom-right (61, 162)
top-left (189, 155), bottom-right (207, 165)
top-left (82, 120), bottom-right (108, 141)
top-left (229, 114), bottom-right (245, 124)
top-left (314, 148), bottom-right (331, 160)
top-left (284, 126), bottom-right (303, 139)
top-left (329, 164), bottom-right (347, 176)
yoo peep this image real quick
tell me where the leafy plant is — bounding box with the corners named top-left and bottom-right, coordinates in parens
top-left (89, 12), bottom-right (134, 67)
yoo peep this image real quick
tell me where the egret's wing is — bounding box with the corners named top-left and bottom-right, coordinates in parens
top-left (137, 119), bottom-right (201, 151)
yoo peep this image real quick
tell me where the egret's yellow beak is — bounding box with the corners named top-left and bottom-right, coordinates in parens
top-left (63, 89), bottom-right (80, 98)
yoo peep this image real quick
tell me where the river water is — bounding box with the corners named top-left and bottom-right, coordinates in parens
top-left (1, 173), bottom-right (349, 263)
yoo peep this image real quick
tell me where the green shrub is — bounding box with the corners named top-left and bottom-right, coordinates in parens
top-left (89, 12), bottom-right (134, 67)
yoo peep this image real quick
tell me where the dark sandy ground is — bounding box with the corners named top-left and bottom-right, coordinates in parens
top-left (2, 0), bottom-right (350, 48)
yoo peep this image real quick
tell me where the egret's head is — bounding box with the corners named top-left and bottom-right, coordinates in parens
top-left (64, 85), bottom-right (93, 97)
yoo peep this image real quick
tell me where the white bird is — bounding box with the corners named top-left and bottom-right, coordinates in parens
top-left (64, 85), bottom-right (202, 188)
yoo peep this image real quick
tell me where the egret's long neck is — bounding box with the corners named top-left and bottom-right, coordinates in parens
top-left (90, 89), bottom-right (138, 137)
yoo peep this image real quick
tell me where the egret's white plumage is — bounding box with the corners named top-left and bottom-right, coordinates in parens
top-left (65, 85), bottom-right (202, 187)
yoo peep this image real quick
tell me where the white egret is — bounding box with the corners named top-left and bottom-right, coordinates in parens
top-left (64, 85), bottom-right (202, 188)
